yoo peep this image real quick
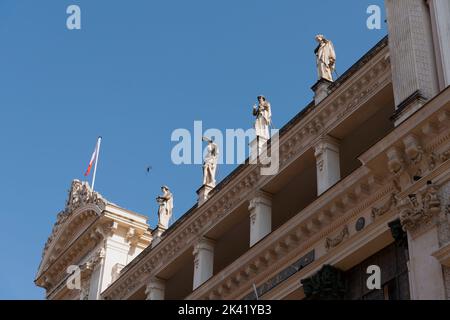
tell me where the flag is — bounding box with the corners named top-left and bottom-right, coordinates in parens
top-left (84, 137), bottom-right (101, 177)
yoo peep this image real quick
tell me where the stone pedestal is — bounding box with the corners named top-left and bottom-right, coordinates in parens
top-left (145, 277), bottom-right (165, 300)
top-left (249, 136), bottom-right (268, 164)
top-left (197, 184), bottom-right (214, 207)
top-left (248, 192), bottom-right (273, 247)
top-left (428, 0), bottom-right (450, 89)
top-left (311, 78), bottom-right (333, 105)
top-left (151, 227), bottom-right (166, 248)
top-left (385, 0), bottom-right (439, 125)
top-left (314, 136), bottom-right (341, 195)
top-left (193, 238), bottom-right (215, 290)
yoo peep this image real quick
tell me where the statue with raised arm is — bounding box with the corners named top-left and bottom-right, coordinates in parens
top-left (202, 136), bottom-right (219, 187)
top-left (252, 95), bottom-right (272, 140)
top-left (315, 34), bottom-right (336, 82)
top-left (156, 185), bottom-right (173, 230)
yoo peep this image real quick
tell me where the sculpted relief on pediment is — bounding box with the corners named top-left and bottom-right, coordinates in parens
top-left (38, 180), bottom-right (108, 276)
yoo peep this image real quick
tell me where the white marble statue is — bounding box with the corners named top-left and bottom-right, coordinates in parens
top-left (253, 95), bottom-right (272, 140)
top-left (202, 136), bottom-right (219, 187)
top-left (315, 34), bottom-right (336, 82)
top-left (156, 186), bottom-right (173, 230)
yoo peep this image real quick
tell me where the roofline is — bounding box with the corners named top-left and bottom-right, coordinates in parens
top-left (110, 34), bottom-right (390, 284)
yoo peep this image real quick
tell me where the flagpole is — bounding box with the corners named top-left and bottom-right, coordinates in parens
top-left (91, 136), bottom-right (102, 191)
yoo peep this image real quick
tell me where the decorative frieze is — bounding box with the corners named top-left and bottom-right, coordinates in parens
top-left (242, 250), bottom-right (315, 300)
top-left (186, 173), bottom-right (385, 300)
top-left (102, 41), bottom-right (394, 300)
top-left (325, 225), bottom-right (349, 250)
top-left (387, 147), bottom-right (405, 175)
top-left (372, 193), bottom-right (398, 219)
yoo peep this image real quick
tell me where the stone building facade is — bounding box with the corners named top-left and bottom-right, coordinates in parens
top-left (35, 0), bottom-right (450, 300)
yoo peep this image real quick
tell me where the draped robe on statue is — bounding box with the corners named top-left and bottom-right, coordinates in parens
top-left (203, 141), bottom-right (219, 187)
top-left (315, 39), bottom-right (336, 82)
top-left (254, 100), bottom-right (272, 140)
top-left (157, 189), bottom-right (173, 230)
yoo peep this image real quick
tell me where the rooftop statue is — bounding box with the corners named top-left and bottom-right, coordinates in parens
top-left (156, 185), bottom-right (173, 230)
top-left (202, 136), bottom-right (219, 187)
top-left (315, 34), bottom-right (336, 82)
top-left (253, 95), bottom-right (272, 141)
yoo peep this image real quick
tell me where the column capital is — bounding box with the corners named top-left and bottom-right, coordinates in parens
top-left (398, 182), bottom-right (441, 235)
top-left (192, 237), bottom-right (215, 289)
top-left (248, 191), bottom-right (273, 211)
top-left (145, 277), bottom-right (166, 300)
top-left (193, 237), bottom-right (215, 255)
top-left (314, 135), bottom-right (340, 156)
top-left (146, 277), bottom-right (165, 290)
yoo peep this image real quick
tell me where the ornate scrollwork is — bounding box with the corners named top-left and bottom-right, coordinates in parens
top-left (325, 225), bottom-right (349, 250)
top-left (399, 182), bottom-right (441, 232)
top-left (65, 179), bottom-right (107, 213)
top-left (41, 180), bottom-right (108, 260)
top-left (386, 147), bottom-right (405, 175)
top-left (372, 193), bottom-right (398, 219)
top-left (404, 134), bottom-right (424, 165)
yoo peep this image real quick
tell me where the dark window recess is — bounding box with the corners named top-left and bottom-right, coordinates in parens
top-left (344, 242), bottom-right (410, 300)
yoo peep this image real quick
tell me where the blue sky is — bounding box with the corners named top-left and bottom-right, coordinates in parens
top-left (0, 0), bottom-right (386, 299)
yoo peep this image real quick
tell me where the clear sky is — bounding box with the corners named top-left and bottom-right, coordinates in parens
top-left (0, 0), bottom-right (386, 299)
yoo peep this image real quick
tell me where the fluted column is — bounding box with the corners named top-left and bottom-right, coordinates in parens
top-left (428, 0), bottom-right (450, 89)
top-left (385, 0), bottom-right (439, 125)
top-left (193, 238), bottom-right (215, 290)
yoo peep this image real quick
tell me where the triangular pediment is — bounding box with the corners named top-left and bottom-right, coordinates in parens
top-left (36, 180), bottom-right (109, 278)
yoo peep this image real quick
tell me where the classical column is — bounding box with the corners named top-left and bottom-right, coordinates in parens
top-left (385, 0), bottom-right (439, 125)
top-left (314, 136), bottom-right (341, 196)
top-left (193, 237), bottom-right (215, 290)
top-left (248, 192), bottom-right (273, 247)
top-left (428, 0), bottom-right (450, 89)
top-left (145, 277), bottom-right (166, 300)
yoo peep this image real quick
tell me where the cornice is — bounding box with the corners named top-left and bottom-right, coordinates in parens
top-left (187, 87), bottom-right (450, 300)
top-left (35, 214), bottom-right (107, 291)
top-left (36, 204), bottom-right (103, 281)
top-left (186, 168), bottom-right (387, 299)
top-left (37, 180), bottom-right (108, 277)
top-left (432, 241), bottom-right (450, 267)
top-left (101, 41), bottom-right (393, 300)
